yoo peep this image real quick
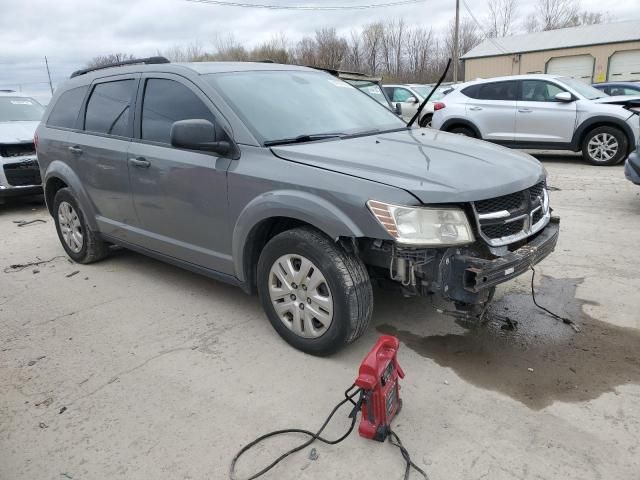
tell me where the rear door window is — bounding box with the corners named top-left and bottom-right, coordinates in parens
top-left (141, 78), bottom-right (215, 144)
top-left (47, 86), bottom-right (88, 128)
top-left (84, 79), bottom-right (136, 137)
top-left (477, 81), bottom-right (518, 101)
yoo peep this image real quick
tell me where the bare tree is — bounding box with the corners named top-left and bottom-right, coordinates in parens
top-left (85, 53), bottom-right (135, 68)
top-left (444, 19), bottom-right (482, 80)
top-left (487, 0), bottom-right (518, 37)
top-left (160, 41), bottom-right (205, 62)
top-left (345, 30), bottom-right (363, 72)
top-left (524, 0), bottom-right (608, 32)
top-left (404, 26), bottom-right (434, 83)
top-left (314, 28), bottom-right (348, 69)
top-left (361, 22), bottom-right (384, 74)
top-left (294, 36), bottom-right (317, 66)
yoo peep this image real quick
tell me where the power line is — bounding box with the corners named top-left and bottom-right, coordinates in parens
top-left (461, 0), bottom-right (509, 54)
top-left (185, 0), bottom-right (426, 10)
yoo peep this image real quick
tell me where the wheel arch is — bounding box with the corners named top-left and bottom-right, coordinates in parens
top-left (573, 116), bottom-right (635, 152)
top-left (232, 191), bottom-right (366, 291)
top-left (43, 161), bottom-right (98, 230)
top-left (440, 118), bottom-right (481, 138)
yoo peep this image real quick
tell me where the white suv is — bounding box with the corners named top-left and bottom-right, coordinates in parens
top-left (0, 90), bottom-right (44, 199)
top-left (431, 74), bottom-right (640, 165)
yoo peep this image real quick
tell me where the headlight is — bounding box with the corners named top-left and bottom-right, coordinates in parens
top-left (367, 200), bottom-right (474, 246)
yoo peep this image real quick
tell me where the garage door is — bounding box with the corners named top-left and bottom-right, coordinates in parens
top-left (546, 55), bottom-right (594, 83)
top-left (608, 50), bottom-right (640, 81)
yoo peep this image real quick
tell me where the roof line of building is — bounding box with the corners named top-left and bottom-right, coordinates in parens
top-left (463, 40), bottom-right (640, 61)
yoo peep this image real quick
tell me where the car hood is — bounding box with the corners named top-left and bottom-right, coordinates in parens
top-left (592, 95), bottom-right (640, 105)
top-left (0, 121), bottom-right (39, 144)
top-left (271, 129), bottom-right (545, 204)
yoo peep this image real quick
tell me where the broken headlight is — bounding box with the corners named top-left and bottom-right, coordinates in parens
top-left (367, 200), bottom-right (474, 246)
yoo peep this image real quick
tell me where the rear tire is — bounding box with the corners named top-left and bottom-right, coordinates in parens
top-left (419, 114), bottom-right (433, 128)
top-left (449, 126), bottom-right (476, 137)
top-left (53, 188), bottom-right (109, 264)
top-left (581, 126), bottom-right (628, 166)
top-left (256, 227), bottom-right (373, 355)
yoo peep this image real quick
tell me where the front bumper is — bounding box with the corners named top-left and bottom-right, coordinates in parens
top-left (448, 217), bottom-right (559, 296)
top-left (624, 151), bottom-right (640, 185)
top-left (0, 156), bottom-right (42, 197)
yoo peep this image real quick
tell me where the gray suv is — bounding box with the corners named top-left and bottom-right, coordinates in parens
top-left (36, 58), bottom-right (560, 355)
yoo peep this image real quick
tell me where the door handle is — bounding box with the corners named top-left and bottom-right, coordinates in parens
top-left (68, 145), bottom-right (83, 155)
top-left (129, 157), bottom-right (150, 168)
top-left (518, 108), bottom-right (533, 113)
top-left (469, 106), bottom-right (482, 111)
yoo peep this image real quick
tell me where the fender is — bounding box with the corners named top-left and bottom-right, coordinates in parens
top-left (440, 118), bottom-right (482, 138)
top-left (43, 160), bottom-right (99, 231)
top-left (572, 115), bottom-right (636, 150)
top-left (232, 190), bottom-right (366, 283)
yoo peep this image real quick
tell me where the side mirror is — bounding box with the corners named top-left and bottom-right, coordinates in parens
top-left (406, 96), bottom-right (419, 104)
top-left (395, 102), bottom-right (402, 115)
top-left (554, 91), bottom-right (574, 102)
top-left (170, 119), bottom-right (233, 157)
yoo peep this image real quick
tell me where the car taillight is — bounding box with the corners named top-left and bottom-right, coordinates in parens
top-left (433, 102), bottom-right (446, 111)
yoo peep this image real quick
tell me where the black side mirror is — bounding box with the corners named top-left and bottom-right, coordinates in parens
top-left (170, 119), bottom-right (234, 157)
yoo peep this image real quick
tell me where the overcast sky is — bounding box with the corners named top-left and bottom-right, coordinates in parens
top-left (1, 0), bottom-right (638, 102)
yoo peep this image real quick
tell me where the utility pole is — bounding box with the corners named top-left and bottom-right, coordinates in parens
top-left (453, 0), bottom-right (460, 82)
top-left (44, 56), bottom-right (54, 95)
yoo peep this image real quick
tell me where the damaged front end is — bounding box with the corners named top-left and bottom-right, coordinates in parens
top-left (362, 181), bottom-right (560, 314)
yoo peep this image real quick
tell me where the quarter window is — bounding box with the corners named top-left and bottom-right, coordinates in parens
top-left (84, 80), bottom-right (135, 137)
top-left (141, 79), bottom-right (215, 144)
top-left (47, 86), bottom-right (88, 129)
top-left (521, 80), bottom-right (565, 102)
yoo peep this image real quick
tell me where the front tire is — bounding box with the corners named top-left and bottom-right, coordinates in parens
top-left (419, 114), bottom-right (433, 128)
top-left (53, 188), bottom-right (109, 264)
top-left (256, 227), bottom-right (373, 355)
top-left (582, 126), bottom-right (628, 166)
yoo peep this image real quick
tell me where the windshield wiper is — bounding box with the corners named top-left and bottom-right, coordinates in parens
top-left (264, 133), bottom-right (346, 147)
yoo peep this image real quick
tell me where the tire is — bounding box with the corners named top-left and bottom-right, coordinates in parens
top-left (419, 114), bottom-right (433, 128)
top-left (256, 227), bottom-right (373, 355)
top-left (53, 188), bottom-right (109, 264)
top-left (581, 126), bottom-right (628, 166)
top-left (449, 126), bottom-right (476, 137)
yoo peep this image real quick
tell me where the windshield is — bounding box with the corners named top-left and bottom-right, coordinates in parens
top-left (0, 97), bottom-right (44, 122)
top-left (558, 77), bottom-right (608, 100)
top-left (206, 71), bottom-right (405, 144)
top-left (345, 80), bottom-right (390, 107)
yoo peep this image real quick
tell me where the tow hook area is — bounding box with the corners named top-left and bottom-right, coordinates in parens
top-left (445, 217), bottom-right (560, 302)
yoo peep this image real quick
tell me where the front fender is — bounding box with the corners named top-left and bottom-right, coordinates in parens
top-left (43, 160), bottom-right (99, 230)
top-left (232, 190), bottom-right (370, 282)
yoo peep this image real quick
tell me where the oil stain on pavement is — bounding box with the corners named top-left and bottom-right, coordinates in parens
top-left (376, 275), bottom-right (640, 410)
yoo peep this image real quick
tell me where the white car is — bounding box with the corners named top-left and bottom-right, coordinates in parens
top-left (383, 84), bottom-right (451, 127)
top-left (431, 74), bottom-right (640, 165)
top-left (0, 90), bottom-right (44, 199)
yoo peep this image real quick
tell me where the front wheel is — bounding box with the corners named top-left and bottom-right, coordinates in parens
top-left (256, 227), bottom-right (373, 355)
top-left (582, 126), bottom-right (628, 166)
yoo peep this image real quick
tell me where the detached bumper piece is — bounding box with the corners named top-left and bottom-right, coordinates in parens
top-left (625, 151), bottom-right (640, 185)
top-left (452, 217), bottom-right (559, 294)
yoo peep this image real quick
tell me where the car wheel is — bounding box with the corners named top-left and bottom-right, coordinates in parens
top-left (449, 126), bottom-right (476, 137)
top-left (257, 226), bottom-right (373, 355)
top-left (53, 188), bottom-right (109, 264)
top-left (582, 126), bottom-right (628, 166)
top-left (419, 114), bottom-right (433, 128)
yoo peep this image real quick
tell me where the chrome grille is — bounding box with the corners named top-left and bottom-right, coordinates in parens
top-left (472, 181), bottom-right (549, 246)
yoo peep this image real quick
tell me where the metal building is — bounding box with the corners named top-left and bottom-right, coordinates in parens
top-left (462, 20), bottom-right (640, 84)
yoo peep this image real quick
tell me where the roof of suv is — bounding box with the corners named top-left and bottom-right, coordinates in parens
top-left (462, 74), bottom-right (564, 87)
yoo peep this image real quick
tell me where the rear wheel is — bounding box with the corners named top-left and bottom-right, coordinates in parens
top-left (257, 227), bottom-right (372, 355)
top-left (53, 188), bottom-right (109, 264)
top-left (419, 114), bottom-right (433, 128)
top-left (581, 126), bottom-right (628, 166)
top-left (449, 126), bottom-right (476, 137)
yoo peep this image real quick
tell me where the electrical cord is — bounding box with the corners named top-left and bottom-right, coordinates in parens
top-left (530, 267), bottom-right (580, 332)
top-left (388, 429), bottom-right (430, 480)
top-left (229, 384), bottom-right (362, 480)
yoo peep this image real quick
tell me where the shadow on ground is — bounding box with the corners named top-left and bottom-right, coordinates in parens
top-left (377, 275), bottom-right (640, 410)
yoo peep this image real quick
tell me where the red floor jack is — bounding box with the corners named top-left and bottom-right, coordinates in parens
top-left (229, 336), bottom-right (429, 480)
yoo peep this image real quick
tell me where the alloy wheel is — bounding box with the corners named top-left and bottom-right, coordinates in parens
top-left (587, 133), bottom-right (618, 163)
top-left (58, 201), bottom-right (83, 253)
top-left (268, 254), bottom-right (333, 339)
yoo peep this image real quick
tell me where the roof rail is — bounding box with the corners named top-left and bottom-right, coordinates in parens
top-left (70, 56), bottom-right (170, 79)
